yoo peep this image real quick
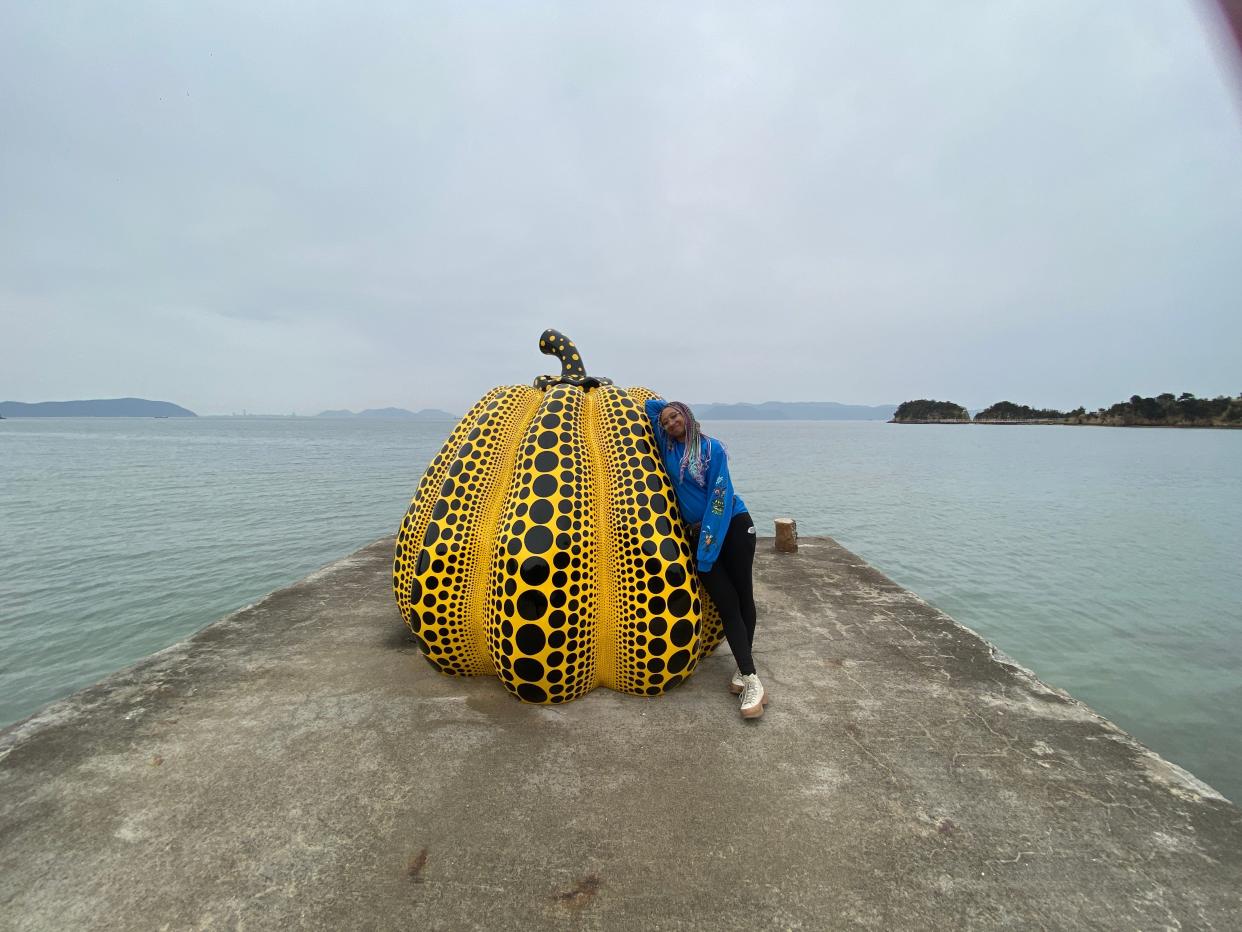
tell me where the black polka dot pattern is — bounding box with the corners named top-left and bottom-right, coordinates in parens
top-left (568, 385), bottom-right (680, 695)
top-left (487, 384), bottom-right (598, 704)
top-left (534, 328), bottom-right (614, 390)
top-left (538, 328), bottom-right (587, 378)
top-left (392, 368), bottom-right (724, 703)
top-left (393, 384), bottom-right (543, 676)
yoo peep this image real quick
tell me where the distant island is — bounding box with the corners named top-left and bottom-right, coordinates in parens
top-left (0, 398), bottom-right (197, 417)
top-left (890, 400), bottom-right (970, 422)
top-left (892, 393), bottom-right (1242, 427)
top-left (693, 401), bottom-right (896, 421)
top-left (973, 401), bottom-right (1069, 422)
top-left (316, 407), bottom-right (457, 420)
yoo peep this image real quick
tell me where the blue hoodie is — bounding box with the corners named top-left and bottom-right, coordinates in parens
top-left (644, 399), bottom-right (748, 572)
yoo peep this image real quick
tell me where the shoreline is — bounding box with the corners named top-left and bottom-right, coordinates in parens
top-left (892, 419), bottom-right (1242, 428)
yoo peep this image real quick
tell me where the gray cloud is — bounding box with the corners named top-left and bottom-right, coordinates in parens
top-left (2, 1), bottom-right (1239, 414)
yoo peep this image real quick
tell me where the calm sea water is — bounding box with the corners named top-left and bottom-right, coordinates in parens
top-left (2, 417), bottom-right (1239, 800)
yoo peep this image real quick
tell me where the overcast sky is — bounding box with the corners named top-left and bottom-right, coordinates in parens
top-left (2, 1), bottom-right (1240, 415)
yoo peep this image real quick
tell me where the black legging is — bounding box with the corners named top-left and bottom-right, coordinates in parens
top-left (697, 512), bottom-right (758, 675)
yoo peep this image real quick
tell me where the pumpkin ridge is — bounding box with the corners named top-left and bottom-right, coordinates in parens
top-left (456, 385), bottom-right (544, 674)
top-left (593, 386), bottom-right (705, 694)
top-left (581, 388), bottom-right (620, 689)
top-left (394, 386), bottom-right (507, 654)
top-left (488, 384), bottom-right (599, 703)
top-left (403, 385), bottom-right (540, 676)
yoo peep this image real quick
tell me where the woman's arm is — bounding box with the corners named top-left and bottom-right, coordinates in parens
top-left (644, 398), bottom-right (669, 452)
top-left (694, 439), bottom-right (735, 573)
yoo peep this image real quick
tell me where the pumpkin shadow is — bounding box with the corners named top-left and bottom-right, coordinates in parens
top-left (382, 622), bottom-right (421, 652)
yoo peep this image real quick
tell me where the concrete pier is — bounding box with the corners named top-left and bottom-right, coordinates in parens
top-left (2, 537), bottom-right (1240, 930)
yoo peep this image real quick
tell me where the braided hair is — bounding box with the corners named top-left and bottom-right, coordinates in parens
top-left (661, 401), bottom-right (712, 487)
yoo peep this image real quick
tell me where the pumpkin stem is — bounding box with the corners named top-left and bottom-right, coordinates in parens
top-left (538, 329), bottom-right (587, 379)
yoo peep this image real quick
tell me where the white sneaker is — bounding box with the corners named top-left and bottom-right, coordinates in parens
top-left (730, 668), bottom-right (744, 695)
top-left (739, 673), bottom-right (768, 719)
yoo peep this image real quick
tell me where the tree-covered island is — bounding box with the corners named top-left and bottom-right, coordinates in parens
top-left (1068, 393), bottom-right (1242, 427)
top-left (890, 400), bottom-right (970, 422)
top-left (891, 393), bottom-right (1242, 427)
top-left (974, 401), bottom-right (1066, 422)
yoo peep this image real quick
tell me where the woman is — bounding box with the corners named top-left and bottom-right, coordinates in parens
top-left (645, 399), bottom-right (767, 719)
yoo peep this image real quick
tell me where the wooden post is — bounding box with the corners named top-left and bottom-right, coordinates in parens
top-left (774, 518), bottom-right (798, 553)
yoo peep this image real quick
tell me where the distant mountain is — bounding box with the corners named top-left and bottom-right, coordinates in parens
top-left (0, 398), bottom-right (197, 417)
top-left (691, 401), bottom-right (897, 421)
top-left (316, 407), bottom-right (457, 420)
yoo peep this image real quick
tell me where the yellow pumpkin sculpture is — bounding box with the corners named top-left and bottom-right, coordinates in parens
top-left (393, 329), bottom-right (723, 703)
